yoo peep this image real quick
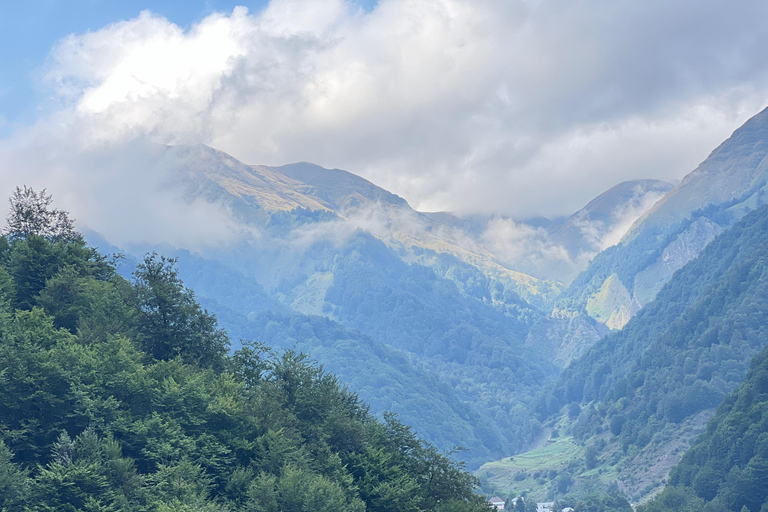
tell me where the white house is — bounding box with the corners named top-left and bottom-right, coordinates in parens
top-left (537, 502), bottom-right (554, 512)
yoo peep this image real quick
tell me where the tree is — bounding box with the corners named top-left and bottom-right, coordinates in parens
top-left (0, 441), bottom-right (29, 511)
top-left (133, 253), bottom-right (229, 370)
top-left (3, 186), bottom-right (79, 242)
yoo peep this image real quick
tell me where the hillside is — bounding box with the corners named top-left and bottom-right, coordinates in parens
top-left (638, 342), bottom-right (768, 512)
top-left (0, 189), bottom-right (488, 511)
top-left (101, 144), bottom-right (605, 464)
top-left (86, 233), bottom-right (520, 469)
top-left (559, 106), bottom-right (768, 329)
top-left (478, 204), bottom-right (768, 503)
top-left (166, 144), bottom-right (559, 308)
top-left (543, 179), bottom-right (674, 284)
top-left (81, 139), bottom-right (712, 471)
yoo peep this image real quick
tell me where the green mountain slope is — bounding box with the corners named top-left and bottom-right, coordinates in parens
top-left (479, 204), bottom-right (768, 503)
top-left (639, 342), bottom-right (768, 512)
top-left (87, 234), bottom-right (518, 469)
top-left (166, 143), bottom-right (559, 307)
top-left (0, 191), bottom-right (488, 512)
top-left (97, 145), bottom-right (577, 464)
top-left (179, 236), bottom-right (553, 466)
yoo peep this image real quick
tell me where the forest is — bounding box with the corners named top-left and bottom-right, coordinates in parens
top-left (639, 341), bottom-right (768, 511)
top-left (0, 187), bottom-right (490, 511)
top-left (541, 205), bottom-right (768, 456)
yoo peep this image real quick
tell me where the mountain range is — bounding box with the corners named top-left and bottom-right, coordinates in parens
top-left (78, 105), bottom-right (768, 509)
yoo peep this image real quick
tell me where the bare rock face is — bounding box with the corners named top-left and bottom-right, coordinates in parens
top-left (633, 217), bottom-right (723, 307)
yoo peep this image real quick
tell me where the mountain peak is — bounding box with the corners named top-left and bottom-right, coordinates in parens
top-left (627, 105), bottom-right (768, 236)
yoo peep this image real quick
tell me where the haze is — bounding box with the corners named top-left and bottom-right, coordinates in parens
top-left (1, 0), bottom-right (767, 240)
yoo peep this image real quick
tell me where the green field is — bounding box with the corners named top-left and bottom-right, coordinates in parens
top-left (476, 436), bottom-right (584, 498)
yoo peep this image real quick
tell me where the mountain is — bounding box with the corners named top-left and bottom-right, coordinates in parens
top-left (97, 142), bottom-right (685, 463)
top-left (83, 140), bottom-right (698, 468)
top-left (86, 233), bottom-right (520, 468)
top-left (477, 204), bottom-right (768, 503)
top-left (420, 179), bottom-right (673, 288)
top-left (543, 179), bottom-right (674, 284)
top-left (165, 144), bottom-right (559, 309)
top-left (560, 106), bottom-right (768, 329)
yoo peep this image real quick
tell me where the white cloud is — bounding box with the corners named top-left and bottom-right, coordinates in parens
top-left (2, 0), bottom-right (768, 246)
top-left (0, 135), bottom-right (245, 249)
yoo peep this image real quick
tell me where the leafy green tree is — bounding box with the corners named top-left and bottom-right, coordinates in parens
top-left (0, 187), bottom-right (492, 512)
top-left (133, 253), bottom-right (229, 370)
top-left (0, 441), bottom-right (30, 512)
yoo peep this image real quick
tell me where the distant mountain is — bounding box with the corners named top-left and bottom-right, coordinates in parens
top-left (560, 106), bottom-right (768, 329)
top-left (478, 204), bottom-right (768, 503)
top-left (87, 233), bottom-right (521, 468)
top-left (422, 179), bottom-right (672, 288)
top-left (165, 144), bottom-right (559, 309)
top-left (85, 134), bottom-right (718, 468)
top-left (92, 145), bottom-right (579, 466)
top-left (543, 179), bottom-right (674, 284)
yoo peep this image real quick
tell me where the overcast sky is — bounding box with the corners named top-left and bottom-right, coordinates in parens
top-left (1, 0), bottom-right (768, 231)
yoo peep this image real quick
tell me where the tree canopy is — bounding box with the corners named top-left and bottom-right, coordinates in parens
top-left (0, 188), bottom-right (491, 511)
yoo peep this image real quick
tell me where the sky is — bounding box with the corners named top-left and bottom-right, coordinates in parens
top-left (1, 0), bottom-right (768, 245)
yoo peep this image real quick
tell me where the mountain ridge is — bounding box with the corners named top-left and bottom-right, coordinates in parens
top-left (559, 106), bottom-right (768, 329)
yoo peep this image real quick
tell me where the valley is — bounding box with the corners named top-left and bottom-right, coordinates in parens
top-left (2, 2), bottom-right (768, 510)
top-left (71, 107), bottom-right (768, 509)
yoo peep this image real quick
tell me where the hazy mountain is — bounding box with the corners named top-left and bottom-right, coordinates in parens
top-left (421, 179), bottom-right (672, 289)
top-left (80, 123), bottom-right (752, 471)
top-left (560, 106), bottom-right (768, 329)
top-left (479, 204), bottom-right (768, 503)
top-left (89, 146), bottom-right (579, 466)
top-left (543, 179), bottom-right (674, 283)
top-left (87, 233), bottom-right (523, 468)
top-left (165, 144), bottom-right (560, 309)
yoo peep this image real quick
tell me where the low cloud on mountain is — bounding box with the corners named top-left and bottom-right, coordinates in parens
top-left (1, 0), bottom-right (768, 245)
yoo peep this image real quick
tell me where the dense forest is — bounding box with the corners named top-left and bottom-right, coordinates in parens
top-left (101, 228), bottom-right (558, 467)
top-left (541, 204), bottom-right (768, 454)
top-left (0, 187), bottom-right (490, 511)
top-left (471, 205), bottom-right (768, 503)
top-left (323, 234), bottom-right (556, 449)
top-left (638, 341), bottom-right (768, 512)
top-left (92, 239), bottom-right (521, 468)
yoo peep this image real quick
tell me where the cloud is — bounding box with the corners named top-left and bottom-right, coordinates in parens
top-left (2, 0), bottom-right (768, 246)
top-left (478, 181), bottom-right (674, 282)
top-left (0, 135), bottom-right (245, 249)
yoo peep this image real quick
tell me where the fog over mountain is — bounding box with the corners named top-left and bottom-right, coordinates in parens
top-left (561, 106), bottom-right (768, 329)
top-left (3, 0), bottom-right (768, 230)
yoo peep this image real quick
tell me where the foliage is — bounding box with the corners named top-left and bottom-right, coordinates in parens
top-left (161, 233), bottom-right (557, 466)
top-left (0, 196), bottom-right (490, 511)
top-left (322, 233), bottom-right (557, 452)
top-left (3, 186), bottom-right (79, 243)
top-left (543, 206), bottom-right (768, 458)
top-left (640, 342), bottom-right (768, 511)
top-left (485, 205), bottom-right (768, 503)
top-left (133, 253), bottom-right (229, 370)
